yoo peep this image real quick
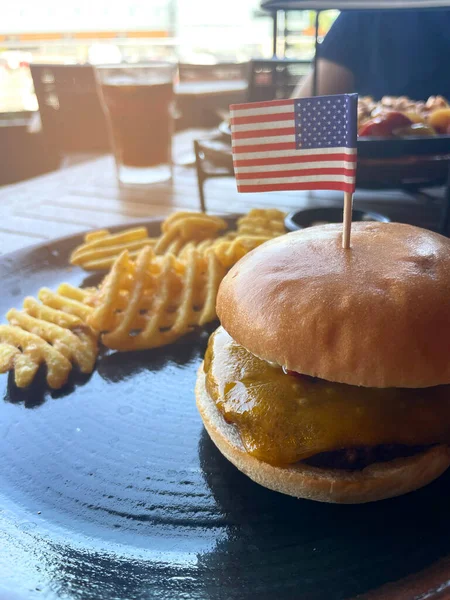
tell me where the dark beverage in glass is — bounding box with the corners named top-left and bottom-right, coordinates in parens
top-left (96, 64), bottom-right (175, 185)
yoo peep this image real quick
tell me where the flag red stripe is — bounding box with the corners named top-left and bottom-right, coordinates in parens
top-left (237, 181), bottom-right (355, 193)
top-left (232, 141), bottom-right (296, 154)
top-left (230, 98), bottom-right (294, 111)
top-left (230, 112), bottom-right (294, 125)
top-left (237, 167), bottom-right (356, 180)
top-left (233, 153), bottom-right (357, 167)
top-left (232, 126), bottom-right (296, 140)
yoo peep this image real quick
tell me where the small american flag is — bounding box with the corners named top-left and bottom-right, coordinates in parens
top-left (230, 93), bottom-right (358, 194)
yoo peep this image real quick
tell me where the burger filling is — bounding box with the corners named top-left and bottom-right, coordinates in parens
top-left (204, 327), bottom-right (450, 468)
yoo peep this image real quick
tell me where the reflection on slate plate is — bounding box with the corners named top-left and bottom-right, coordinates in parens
top-left (2, 221), bottom-right (450, 600)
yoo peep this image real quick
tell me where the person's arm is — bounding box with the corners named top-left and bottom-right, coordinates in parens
top-left (292, 12), bottom-right (364, 98)
top-left (292, 58), bottom-right (354, 98)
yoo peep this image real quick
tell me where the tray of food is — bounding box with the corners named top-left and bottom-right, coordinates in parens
top-left (2, 210), bottom-right (450, 600)
top-left (220, 95), bottom-right (450, 144)
top-left (218, 96), bottom-right (450, 188)
top-left (357, 95), bottom-right (450, 158)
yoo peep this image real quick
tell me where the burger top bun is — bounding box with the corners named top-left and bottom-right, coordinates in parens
top-left (217, 222), bottom-right (450, 388)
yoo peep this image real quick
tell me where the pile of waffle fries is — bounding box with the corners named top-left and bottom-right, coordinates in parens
top-left (0, 209), bottom-right (286, 389)
top-left (0, 285), bottom-right (98, 389)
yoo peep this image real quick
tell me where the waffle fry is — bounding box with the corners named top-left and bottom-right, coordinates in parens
top-left (70, 212), bottom-right (229, 271)
top-left (211, 235), bottom-right (275, 268)
top-left (70, 227), bottom-right (156, 271)
top-left (236, 208), bottom-right (286, 237)
top-left (153, 213), bottom-right (228, 255)
top-left (87, 246), bottom-right (226, 351)
top-left (0, 284), bottom-right (98, 389)
top-left (160, 212), bottom-right (227, 236)
top-left (190, 209), bottom-right (287, 268)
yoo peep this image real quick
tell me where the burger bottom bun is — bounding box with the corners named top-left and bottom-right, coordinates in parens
top-left (196, 366), bottom-right (450, 504)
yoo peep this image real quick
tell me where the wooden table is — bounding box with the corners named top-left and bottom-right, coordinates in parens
top-left (1, 130), bottom-right (448, 255)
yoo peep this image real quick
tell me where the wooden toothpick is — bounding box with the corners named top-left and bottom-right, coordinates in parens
top-left (342, 191), bottom-right (353, 249)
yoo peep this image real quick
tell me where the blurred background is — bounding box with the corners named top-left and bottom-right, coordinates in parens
top-left (1, 0), bottom-right (337, 114)
top-left (2, 2), bottom-right (450, 250)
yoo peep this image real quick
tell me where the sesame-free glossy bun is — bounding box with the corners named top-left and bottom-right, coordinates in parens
top-left (217, 222), bottom-right (450, 388)
top-left (196, 367), bottom-right (450, 503)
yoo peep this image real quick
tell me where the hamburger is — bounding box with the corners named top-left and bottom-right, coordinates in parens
top-left (196, 222), bottom-right (450, 503)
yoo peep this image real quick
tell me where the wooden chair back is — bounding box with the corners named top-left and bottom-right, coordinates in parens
top-left (30, 64), bottom-right (110, 154)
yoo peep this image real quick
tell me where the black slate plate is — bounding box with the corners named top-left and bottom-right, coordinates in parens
top-left (2, 218), bottom-right (450, 600)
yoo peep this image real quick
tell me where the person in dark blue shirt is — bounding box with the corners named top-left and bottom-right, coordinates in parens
top-left (293, 10), bottom-right (450, 101)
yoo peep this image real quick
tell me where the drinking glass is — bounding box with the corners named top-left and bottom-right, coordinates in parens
top-left (96, 63), bottom-right (175, 186)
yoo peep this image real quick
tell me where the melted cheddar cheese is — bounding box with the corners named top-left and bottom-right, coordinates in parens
top-left (204, 327), bottom-right (450, 466)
